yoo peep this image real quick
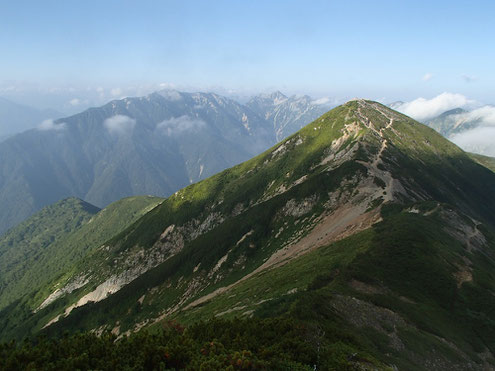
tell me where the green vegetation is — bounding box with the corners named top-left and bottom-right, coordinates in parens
top-left (171, 202), bottom-right (495, 369)
top-left (0, 196), bottom-right (162, 339)
top-left (0, 316), bottom-right (385, 370)
top-left (2, 101), bottom-right (495, 369)
top-left (469, 152), bottom-right (495, 173)
top-left (4, 202), bottom-right (493, 369)
top-left (0, 198), bottom-right (100, 309)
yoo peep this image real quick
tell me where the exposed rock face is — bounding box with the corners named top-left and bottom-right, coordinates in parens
top-left (37, 275), bottom-right (89, 311)
top-left (282, 195), bottom-right (319, 218)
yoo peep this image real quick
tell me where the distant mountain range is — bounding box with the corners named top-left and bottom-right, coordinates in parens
top-left (388, 102), bottom-right (495, 157)
top-left (0, 97), bottom-right (62, 141)
top-left (0, 90), bottom-right (328, 234)
top-left (246, 91), bottom-right (329, 141)
top-left (426, 107), bottom-right (475, 136)
top-left (3, 101), bottom-right (495, 369)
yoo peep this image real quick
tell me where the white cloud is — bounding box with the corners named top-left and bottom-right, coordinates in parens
top-left (422, 73), bottom-right (433, 81)
top-left (392, 93), bottom-right (474, 121)
top-left (461, 74), bottom-right (477, 83)
top-left (37, 119), bottom-right (66, 131)
top-left (441, 105), bottom-right (495, 156)
top-left (458, 106), bottom-right (495, 126)
top-left (69, 98), bottom-right (81, 106)
top-left (159, 90), bottom-right (182, 101)
top-left (157, 115), bottom-right (206, 136)
top-left (313, 97), bottom-right (332, 105)
top-left (159, 82), bottom-right (177, 89)
top-left (104, 115), bottom-right (136, 136)
top-left (451, 126), bottom-right (495, 156)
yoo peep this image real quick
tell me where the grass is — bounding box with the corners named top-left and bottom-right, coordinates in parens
top-left (469, 152), bottom-right (495, 173)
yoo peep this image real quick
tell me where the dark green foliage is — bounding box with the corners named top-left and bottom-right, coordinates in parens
top-left (0, 318), bottom-right (335, 370)
top-left (469, 152), bottom-right (495, 173)
top-left (349, 212), bottom-right (458, 305)
top-left (0, 198), bottom-right (100, 309)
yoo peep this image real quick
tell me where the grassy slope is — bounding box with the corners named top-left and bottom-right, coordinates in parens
top-left (37, 102), bottom-right (495, 353)
top-left (30, 195), bottom-right (164, 306)
top-left (0, 195), bottom-right (163, 340)
top-left (169, 202), bottom-right (495, 370)
top-left (25, 103), bottom-right (366, 336)
top-left (469, 152), bottom-right (495, 173)
top-left (0, 198), bottom-right (100, 309)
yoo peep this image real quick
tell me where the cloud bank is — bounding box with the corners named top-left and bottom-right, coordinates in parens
top-left (157, 115), bottom-right (206, 136)
top-left (313, 97), bottom-right (333, 106)
top-left (392, 93), bottom-right (474, 121)
top-left (37, 119), bottom-right (66, 131)
top-left (448, 106), bottom-right (495, 156)
top-left (104, 115), bottom-right (136, 136)
top-left (451, 126), bottom-right (495, 156)
top-left (457, 106), bottom-right (495, 126)
top-left (393, 93), bottom-right (495, 156)
top-left (159, 90), bottom-right (183, 101)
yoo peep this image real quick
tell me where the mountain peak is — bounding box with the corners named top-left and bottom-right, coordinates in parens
top-left (4, 100), bottom-right (495, 369)
top-left (438, 107), bottom-right (467, 117)
top-left (269, 90), bottom-right (288, 101)
top-left (254, 91), bottom-right (288, 104)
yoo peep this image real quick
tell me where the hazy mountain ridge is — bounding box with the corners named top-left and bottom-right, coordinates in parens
top-left (0, 97), bottom-right (62, 140)
top-left (427, 107), bottom-right (474, 137)
top-left (420, 105), bottom-right (495, 157)
top-left (0, 89), bottom-right (331, 236)
top-left (246, 91), bottom-right (330, 141)
top-left (3, 101), bottom-right (495, 368)
top-left (0, 91), bottom-right (278, 235)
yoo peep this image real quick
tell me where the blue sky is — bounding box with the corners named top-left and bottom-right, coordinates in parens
top-left (1, 0), bottom-right (494, 108)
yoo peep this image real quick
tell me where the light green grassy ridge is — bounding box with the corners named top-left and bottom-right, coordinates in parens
top-left (0, 195), bottom-right (163, 331)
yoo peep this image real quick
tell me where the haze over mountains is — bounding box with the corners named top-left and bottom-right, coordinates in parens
top-left (2, 101), bottom-right (495, 369)
top-left (2, 88), bottom-right (495, 238)
top-left (0, 97), bottom-right (62, 142)
top-left (246, 91), bottom-right (329, 141)
top-left (0, 90), bottom-right (329, 235)
top-left (390, 95), bottom-right (495, 157)
top-left (426, 106), bottom-right (495, 156)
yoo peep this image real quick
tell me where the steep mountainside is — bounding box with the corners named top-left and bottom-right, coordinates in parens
top-left (4, 100), bottom-right (495, 369)
top-left (247, 91), bottom-right (330, 141)
top-left (0, 196), bottom-right (162, 313)
top-left (0, 91), bottom-right (275, 235)
top-left (469, 153), bottom-right (495, 172)
top-left (0, 198), bottom-right (100, 309)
